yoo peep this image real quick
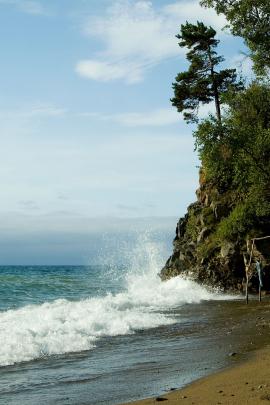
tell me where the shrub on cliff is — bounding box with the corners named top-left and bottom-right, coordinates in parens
top-left (216, 202), bottom-right (255, 241)
top-left (194, 82), bottom-right (270, 240)
top-left (195, 83), bottom-right (270, 186)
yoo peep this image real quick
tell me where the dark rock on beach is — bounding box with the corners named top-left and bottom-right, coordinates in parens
top-left (160, 169), bottom-right (270, 292)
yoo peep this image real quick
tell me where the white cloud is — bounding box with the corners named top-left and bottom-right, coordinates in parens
top-left (0, 212), bottom-right (177, 236)
top-left (76, 0), bottom-right (228, 84)
top-left (80, 103), bottom-right (220, 127)
top-left (231, 54), bottom-right (254, 78)
top-left (0, 128), bottom-right (198, 218)
top-left (112, 108), bottom-right (180, 126)
top-left (197, 101), bottom-right (216, 119)
top-left (23, 104), bottom-right (67, 118)
top-left (0, 0), bottom-right (45, 15)
top-left (76, 60), bottom-right (143, 84)
top-left (163, 1), bottom-right (226, 29)
top-left (0, 103), bottom-right (67, 140)
top-left (80, 108), bottom-right (180, 127)
top-left (0, 103), bottom-right (66, 121)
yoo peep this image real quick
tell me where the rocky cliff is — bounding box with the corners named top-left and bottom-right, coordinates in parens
top-left (160, 168), bottom-right (270, 292)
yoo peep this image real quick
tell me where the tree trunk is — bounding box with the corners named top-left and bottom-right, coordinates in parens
top-left (208, 49), bottom-right (222, 123)
top-left (212, 77), bottom-right (222, 123)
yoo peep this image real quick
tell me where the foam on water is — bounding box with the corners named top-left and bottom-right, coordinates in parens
top-left (0, 235), bottom-right (233, 367)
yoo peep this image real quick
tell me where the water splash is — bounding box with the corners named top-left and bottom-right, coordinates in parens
top-left (0, 231), bottom-right (233, 367)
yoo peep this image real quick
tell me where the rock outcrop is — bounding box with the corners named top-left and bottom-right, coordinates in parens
top-left (160, 169), bottom-right (270, 292)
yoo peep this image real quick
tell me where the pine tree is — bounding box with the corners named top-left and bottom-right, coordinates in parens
top-left (171, 22), bottom-right (242, 123)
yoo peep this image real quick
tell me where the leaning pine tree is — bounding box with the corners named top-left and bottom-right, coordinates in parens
top-left (171, 22), bottom-right (242, 123)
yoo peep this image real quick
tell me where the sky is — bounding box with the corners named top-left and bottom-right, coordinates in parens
top-left (0, 0), bottom-right (252, 264)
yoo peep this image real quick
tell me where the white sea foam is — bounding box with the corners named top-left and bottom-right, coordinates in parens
top-left (0, 235), bottom-right (234, 366)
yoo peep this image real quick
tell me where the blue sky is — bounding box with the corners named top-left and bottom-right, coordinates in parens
top-left (0, 0), bottom-right (252, 263)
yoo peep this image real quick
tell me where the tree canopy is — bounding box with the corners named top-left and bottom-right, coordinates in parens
top-left (194, 82), bottom-right (270, 240)
top-left (171, 22), bottom-right (242, 123)
top-left (200, 0), bottom-right (270, 75)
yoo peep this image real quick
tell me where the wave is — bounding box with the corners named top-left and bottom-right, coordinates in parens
top-left (0, 235), bottom-right (233, 367)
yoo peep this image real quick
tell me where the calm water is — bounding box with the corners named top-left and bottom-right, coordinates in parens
top-left (0, 240), bottom-right (245, 405)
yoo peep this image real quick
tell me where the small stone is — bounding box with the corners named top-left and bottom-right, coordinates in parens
top-left (218, 390), bottom-right (223, 393)
top-left (229, 352), bottom-right (237, 357)
top-left (258, 385), bottom-right (263, 390)
top-left (156, 398), bottom-right (168, 402)
top-left (181, 396), bottom-right (187, 399)
top-left (261, 393), bottom-right (270, 401)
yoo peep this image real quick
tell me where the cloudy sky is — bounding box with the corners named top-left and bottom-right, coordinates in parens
top-left (0, 0), bottom-right (250, 264)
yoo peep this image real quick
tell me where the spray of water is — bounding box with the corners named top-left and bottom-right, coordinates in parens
top-left (0, 232), bottom-right (233, 367)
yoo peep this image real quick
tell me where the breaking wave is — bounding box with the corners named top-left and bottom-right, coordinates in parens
top-left (0, 234), bottom-right (233, 366)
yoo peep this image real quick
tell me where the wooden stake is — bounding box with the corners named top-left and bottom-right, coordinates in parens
top-left (245, 239), bottom-right (255, 305)
top-left (244, 235), bottom-right (270, 304)
top-left (246, 275), bottom-right (249, 305)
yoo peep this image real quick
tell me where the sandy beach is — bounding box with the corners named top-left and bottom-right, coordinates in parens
top-left (126, 347), bottom-right (270, 404)
top-left (125, 300), bottom-right (270, 405)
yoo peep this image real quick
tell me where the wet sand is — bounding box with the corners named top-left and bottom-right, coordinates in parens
top-left (124, 298), bottom-right (270, 405)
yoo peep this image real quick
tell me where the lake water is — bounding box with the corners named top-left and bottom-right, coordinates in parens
top-left (0, 236), bottom-right (245, 405)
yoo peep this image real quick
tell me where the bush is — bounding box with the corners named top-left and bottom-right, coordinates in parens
top-left (216, 202), bottom-right (255, 241)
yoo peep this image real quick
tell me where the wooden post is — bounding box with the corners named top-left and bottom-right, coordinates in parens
top-left (246, 275), bottom-right (249, 305)
top-left (244, 235), bottom-right (270, 304)
top-left (243, 254), bottom-right (249, 305)
top-left (245, 239), bottom-right (255, 305)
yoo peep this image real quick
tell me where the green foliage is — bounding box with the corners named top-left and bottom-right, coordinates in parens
top-left (171, 22), bottom-right (242, 123)
top-left (200, 0), bottom-right (270, 75)
top-left (171, 15), bottom-right (270, 249)
top-left (224, 82), bottom-right (270, 189)
top-left (216, 202), bottom-right (255, 241)
top-left (216, 190), bottom-right (270, 241)
top-left (194, 82), bottom-right (270, 240)
top-left (185, 211), bottom-right (198, 240)
top-left (194, 118), bottom-right (234, 190)
top-left (201, 207), bottom-right (216, 226)
top-left (195, 82), bottom-right (270, 192)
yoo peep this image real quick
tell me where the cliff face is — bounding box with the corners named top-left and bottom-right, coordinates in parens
top-left (160, 169), bottom-right (270, 292)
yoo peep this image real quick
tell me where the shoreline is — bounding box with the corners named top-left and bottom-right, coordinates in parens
top-left (124, 346), bottom-right (270, 404)
top-left (123, 299), bottom-right (270, 405)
